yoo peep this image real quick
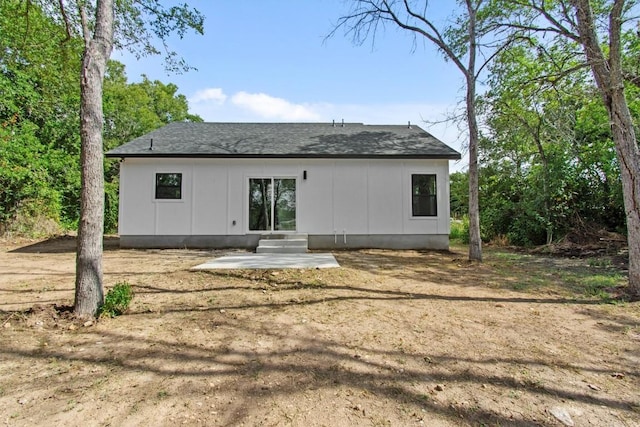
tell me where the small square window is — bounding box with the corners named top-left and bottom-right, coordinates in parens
top-left (155, 173), bottom-right (182, 199)
top-left (412, 174), bottom-right (437, 216)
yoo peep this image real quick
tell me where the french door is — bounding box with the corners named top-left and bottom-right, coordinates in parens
top-left (248, 178), bottom-right (296, 232)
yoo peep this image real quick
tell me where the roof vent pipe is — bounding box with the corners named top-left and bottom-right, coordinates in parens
top-left (341, 118), bottom-right (344, 127)
top-left (408, 121), bottom-right (412, 129)
top-left (149, 138), bottom-right (153, 150)
top-left (332, 119), bottom-right (335, 127)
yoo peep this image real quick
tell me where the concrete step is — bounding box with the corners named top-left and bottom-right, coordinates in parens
top-left (260, 233), bottom-right (308, 240)
top-left (258, 239), bottom-right (308, 248)
top-left (256, 246), bottom-right (308, 254)
top-left (256, 234), bottom-right (308, 254)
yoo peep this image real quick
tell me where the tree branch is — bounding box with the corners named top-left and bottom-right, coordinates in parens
top-left (504, 0), bottom-right (581, 42)
top-left (57, 0), bottom-right (73, 44)
top-left (571, 0), bottom-right (612, 102)
top-left (608, 0), bottom-right (625, 88)
top-left (623, 71), bottom-right (640, 88)
top-left (78, 1), bottom-right (91, 46)
top-left (391, 0), bottom-right (469, 74)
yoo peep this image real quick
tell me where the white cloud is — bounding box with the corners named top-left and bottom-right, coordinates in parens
top-left (189, 88), bottom-right (227, 104)
top-left (230, 91), bottom-right (321, 121)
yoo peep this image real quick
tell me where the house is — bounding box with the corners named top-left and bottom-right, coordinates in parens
top-left (105, 122), bottom-right (461, 250)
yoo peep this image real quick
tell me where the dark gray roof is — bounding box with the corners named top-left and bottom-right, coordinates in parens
top-left (106, 122), bottom-right (461, 159)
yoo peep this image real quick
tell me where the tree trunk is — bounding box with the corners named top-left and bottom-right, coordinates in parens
top-left (532, 121), bottom-right (553, 245)
top-left (467, 81), bottom-right (482, 261)
top-left (332, 0), bottom-right (486, 261)
top-left (572, 0), bottom-right (640, 297)
top-left (466, 0), bottom-right (482, 261)
top-left (74, 0), bottom-right (115, 318)
top-left (610, 90), bottom-right (640, 297)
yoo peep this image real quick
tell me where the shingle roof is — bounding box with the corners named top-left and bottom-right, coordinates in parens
top-left (105, 122), bottom-right (461, 159)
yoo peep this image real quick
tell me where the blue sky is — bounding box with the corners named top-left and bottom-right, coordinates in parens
top-left (114, 0), bottom-right (467, 169)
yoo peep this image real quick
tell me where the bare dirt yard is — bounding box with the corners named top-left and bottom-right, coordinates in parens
top-left (0, 236), bottom-right (638, 427)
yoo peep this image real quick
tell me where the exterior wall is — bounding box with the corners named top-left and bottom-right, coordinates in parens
top-left (117, 158), bottom-right (451, 249)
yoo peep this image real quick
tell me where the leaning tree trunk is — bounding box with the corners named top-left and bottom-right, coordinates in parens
top-left (572, 0), bottom-right (640, 297)
top-left (74, 0), bottom-right (115, 318)
top-left (610, 91), bottom-right (640, 298)
top-left (604, 3), bottom-right (640, 299)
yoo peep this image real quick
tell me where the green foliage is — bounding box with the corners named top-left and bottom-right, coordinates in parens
top-left (103, 63), bottom-right (202, 152)
top-left (0, 0), bottom-right (79, 233)
top-left (449, 171), bottom-right (469, 218)
top-left (622, 26), bottom-right (640, 89)
top-left (486, 248), bottom-right (624, 301)
top-left (0, 1), bottom-right (201, 236)
top-left (104, 179), bottom-right (120, 234)
top-left (111, 0), bottom-right (205, 73)
top-left (99, 282), bottom-right (134, 317)
top-left (477, 37), bottom-right (631, 246)
top-left (450, 216), bottom-right (470, 244)
top-left (587, 257), bottom-right (613, 268)
top-left (102, 62), bottom-right (202, 232)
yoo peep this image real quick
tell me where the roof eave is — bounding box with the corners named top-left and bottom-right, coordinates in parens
top-left (105, 153), bottom-right (462, 160)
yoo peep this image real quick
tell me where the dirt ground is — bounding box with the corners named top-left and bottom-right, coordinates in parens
top-left (0, 236), bottom-right (638, 427)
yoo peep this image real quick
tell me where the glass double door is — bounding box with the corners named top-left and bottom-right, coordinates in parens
top-left (249, 178), bottom-right (296, 232)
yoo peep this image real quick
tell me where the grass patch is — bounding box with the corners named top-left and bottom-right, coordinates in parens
top-left (99, 282), bottom-right (134, 318)
top-left (587, 257), bottom-right (613, 268)
top-left (490, 251), bottom-right (531, 262)
top-left (450, 217), bottom-right (469, 244)
top-left (484, 248), bottom-right (626, 300)
top-left (564, 273), bottom-right (625, 300)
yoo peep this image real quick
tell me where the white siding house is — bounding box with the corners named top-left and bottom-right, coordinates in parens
top-left (106, 122), bottom-right (461, 250)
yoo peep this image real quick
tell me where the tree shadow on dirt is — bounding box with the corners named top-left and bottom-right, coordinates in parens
top-left (2, 246), bottom-right (637, 425)
top-left (9, 235), bottom-right (121, 254)
top-left (575, 306), bottom-right (640, 336)
top-left (168, 270), bottom-right (602, 306)
top-left (331, 248), bottom-right (630, 299)
top-left (1, 317), bottom-right (637, 426)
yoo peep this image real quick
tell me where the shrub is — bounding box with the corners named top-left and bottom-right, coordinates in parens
top-left (450, 216), bottom-right (470, 244)
top-left (104, 179), bottom-right (119, 233)
top-left (99, 282), bottom-right (133, 317)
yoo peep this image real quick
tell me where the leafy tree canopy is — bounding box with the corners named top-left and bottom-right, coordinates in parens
top-left (0, 0), bottom-right (202, 235)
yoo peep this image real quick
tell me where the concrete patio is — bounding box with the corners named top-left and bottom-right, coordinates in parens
top-left (191, 252), bottom-right (339, 270)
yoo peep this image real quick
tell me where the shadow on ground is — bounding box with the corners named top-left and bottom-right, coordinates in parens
top-left (9, 235), bottom-right (121, 254)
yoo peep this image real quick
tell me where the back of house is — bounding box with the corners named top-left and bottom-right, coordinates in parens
top-left (105, 122), bottom-right (461, 250)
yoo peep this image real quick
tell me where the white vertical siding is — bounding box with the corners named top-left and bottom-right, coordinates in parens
top-left (368, 161), bottom-right (403, 234)
top-left (119, 161), bottom-right (154, 235)
top-left (118, 158), bottom-right (451, 237)
top-left (297, 163), bottom-right (333, 233)
top-left (192, 164), bottom-right (228, 234)
top-left (226, 166), bottom-right (244, 234)
top-left (332, 162), bottom-right (368, 234)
